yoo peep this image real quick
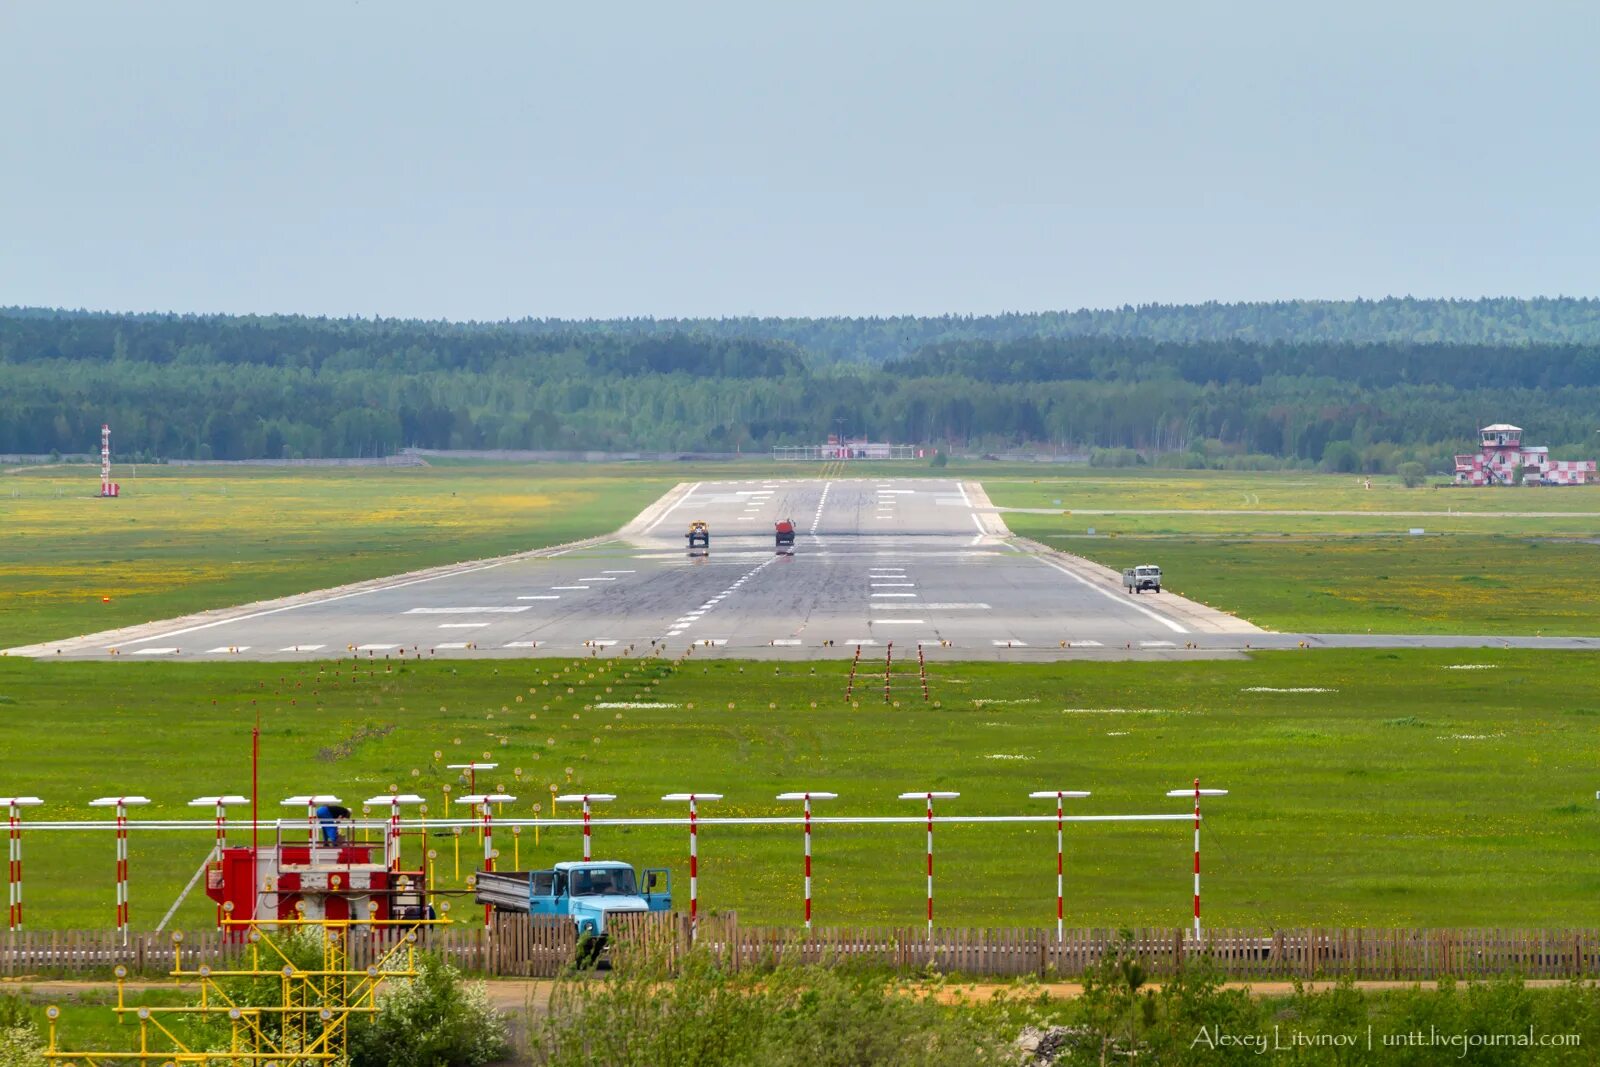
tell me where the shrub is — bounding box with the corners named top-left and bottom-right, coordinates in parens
top-left (1397, 461), bottom-right (1427, 488)
top-left (0, 997), bottom-right (44, 1067)
top-left (532, 949), bottom-right (1010, 1067)
top-left (349, 954), bottom-right (508, 1067)
top-left (929, 451), bottom-right (949, 468)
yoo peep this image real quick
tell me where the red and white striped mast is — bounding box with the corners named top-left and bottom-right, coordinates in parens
top-left (282, 794), bottom-right (343, 844)
top-left (663, 793), bottom-right (721, 940)
top-left (1166, 780), bottom-right (1228, 940)
top-left (459, 793), bottom-right (515, 927)
top-left (777, 791), bottom-right (837, 930)
top-left (88, 796), bottom-right (150, 944)
top-left (3, 798), bottom-right (43, 931)
top-left (556, 793), bottom-right (615, 860)
top-left (365, 792), bottom-right (425, 870)
top-left (899, 791), bottom-right (959, 934)
top-left (187, 795), bottom-right (249, 928)
top-left (1029, 790), bottom-right (1091, 941)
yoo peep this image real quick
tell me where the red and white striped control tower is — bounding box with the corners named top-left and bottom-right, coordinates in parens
top-left (99, 424), bottom-right (120, 498)
top-left (1454, 424), bottom-right (1596, 486)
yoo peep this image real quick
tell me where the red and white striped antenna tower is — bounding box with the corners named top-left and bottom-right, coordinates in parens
top-left (88, 796), bottom-right (151, 943)
top-left (555, 793), bottom-right (615, 860)
top-left (777, 791), bottom-right (837, 929)
top-left (663, 793), bottom-right (721, 939)
top-left (1029, 790), bottom-right (1091, 941)
top-left (1166, 780), bottom-right (1228, 940)
top-left (4, 797), bottom-right (43, 930)
top-left (899, 791), bottom-right (959, 934)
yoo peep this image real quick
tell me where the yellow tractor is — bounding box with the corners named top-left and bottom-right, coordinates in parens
top-left (686, 520), bottom-right (710, 555)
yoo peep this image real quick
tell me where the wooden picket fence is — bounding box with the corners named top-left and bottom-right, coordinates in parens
top-left (7, 921), bottom-right (1600, 981)
top-left (0, 914), bottom-right (574, 979)
top-left (605, 917), bottom-right (1600, 982)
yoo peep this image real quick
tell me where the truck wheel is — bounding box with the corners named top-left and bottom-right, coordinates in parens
top-left (1155, 586), bottom-right (1161, 593)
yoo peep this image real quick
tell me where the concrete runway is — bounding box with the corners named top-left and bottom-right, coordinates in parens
top-left (9, 478), bottom-right (1599, 662)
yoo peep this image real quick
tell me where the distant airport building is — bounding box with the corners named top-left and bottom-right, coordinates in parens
top-left (773, 435), bottom-right (920, 461)
top-left (1453, 423), bottom-right (1596, 485)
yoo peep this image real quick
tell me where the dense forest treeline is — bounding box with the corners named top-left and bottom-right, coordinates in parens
top-left (4, 305), bottom-right (1600, 471)
top-left (11, 296), bottom-right (1600, 363)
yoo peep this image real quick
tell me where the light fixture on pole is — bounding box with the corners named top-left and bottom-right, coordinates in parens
top-left (555, 794), bottom-right (615, 860)
top-left (1028, 790), bottom-right (1091, 941)
top-left (188, 796), bottom-right (250, 925)
top-left (88, 796), bottom-right (151, 943)
top-left (364, 794), bottom-right (426, 870)
top-left (663, 794), bottom-right (722, 938)
top-left (1165, 780), bottom-right (1228, 940)
top-left (898, 792), bottom-right (959, 934)
top-left (2, 797), bottom-right (44, 931)
top-left (777, 792), bottom-right (837, 930)
top-left (458, 794), bottom-right (516, 926)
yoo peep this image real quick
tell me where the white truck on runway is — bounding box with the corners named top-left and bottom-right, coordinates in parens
top-left (1123, 564), bottom-right (1162, 594)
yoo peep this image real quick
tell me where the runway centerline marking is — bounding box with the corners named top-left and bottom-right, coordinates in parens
top-left (551, 586), bottom-right (590, 591)
top-left (518, 595), bottom-right (560, 600)
top-left (439, 622), bottom-right (491, 629)
top-left (872, 593), bottom-right (918, 598)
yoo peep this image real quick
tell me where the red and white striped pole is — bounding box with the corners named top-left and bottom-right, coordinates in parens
top-left (663, 794), bottom-right (721, 940)
top-left (1030, 790), bottom-right (1090, 941)
top-left (1166, 781), bottom-right (1228, 941)
top-left (89, 797), bottom-right (150, 944)
top-left (556, 793), bottom-right (615, 861)
top-left (3, 798), bottom-right (42, 931)
top-left (365, 793), bottom-right (425, 870)
top-left (899, 792), bottom-right (958, 934)
top-left (188, 796), bottom-right (248, 930)
top-left (777, 792), bottom-right (837, 929)
top-left (458, 793), bottom-right (515, 927)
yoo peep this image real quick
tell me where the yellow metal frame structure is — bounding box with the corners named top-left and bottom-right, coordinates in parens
top-left (45, 915), bottom-right (450, 1067)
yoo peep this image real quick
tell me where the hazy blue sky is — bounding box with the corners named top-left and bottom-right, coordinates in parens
top-left (3, 2), bottom-right (1596, 319)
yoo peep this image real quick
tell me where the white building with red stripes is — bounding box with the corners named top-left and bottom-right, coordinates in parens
top-left (1453, 424), bottom-right (1595, 486)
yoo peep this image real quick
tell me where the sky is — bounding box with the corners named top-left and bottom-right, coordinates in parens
top-left (2, 2), bottom-right (1597, 320)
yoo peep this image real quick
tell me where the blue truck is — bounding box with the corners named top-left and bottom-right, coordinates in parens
top-left (475, 860), bottom-right (671, 942)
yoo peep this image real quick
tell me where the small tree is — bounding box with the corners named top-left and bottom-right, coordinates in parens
top-left (929, 451), bottom-right (948, 468)
top-left (1397, 461), bottom-right (1427, 488)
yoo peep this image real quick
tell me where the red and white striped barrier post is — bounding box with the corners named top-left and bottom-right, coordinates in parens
top-left (556, 794), bottom-right (615, 860)
top-left (777, 792), bottom-right (837, 929)
top-left (1166, 781), bottom-right (1228, 940)
top-left (899, 791), bottom-right (959, 934)
top-left (89, 796), bottom-right (150, 944)
top-left (883, 642), bottom-right (893, 702)
top-left (3, 798), bottom-right (42, 931)
top-left (459, 793), bottom-right (515, 927)
top-left (1029, 790), bottom-right (1091, 941)
top-left (187, 796), bottom-right (249, 929)
top-left (663, 793), bottom-right (721, 940)
top-left (917, 644), bottom-right (929, 701)
top-left (365, 793), bottom-right (426, 870)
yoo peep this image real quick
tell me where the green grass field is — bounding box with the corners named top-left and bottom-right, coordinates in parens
top-left (1, 649), bottom-right (1596, 932)
top-left (983, 469), bottom-right (1600, 634)
top-left (0, 462), bottom-right (702, 649)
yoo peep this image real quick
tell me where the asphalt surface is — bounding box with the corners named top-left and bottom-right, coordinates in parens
top-left (10, 478), bottom-right (1600, 662)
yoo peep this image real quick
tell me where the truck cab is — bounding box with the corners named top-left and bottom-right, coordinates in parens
top-left (476, 861), bottom-right (671, 940)
top-left (1123, 564), bottom-right (1162, 594)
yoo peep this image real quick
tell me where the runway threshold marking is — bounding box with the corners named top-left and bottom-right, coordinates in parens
top-left (439, 623), bottom-right (491, 629)
top-left (874, 619), bottom-right (926, 625)
top-left (277, 644), bottom-right (325, 652)
top-left (204, 646), bottom-right (249, 654)
top-left (1031, 556), bottom-right (1189, 635)
top-left (437, 642), bottom-right (470, 650)
top-left (357, 644), bottom-right (396, 651)
top-left (404, 606), bottom-right (529, 614)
